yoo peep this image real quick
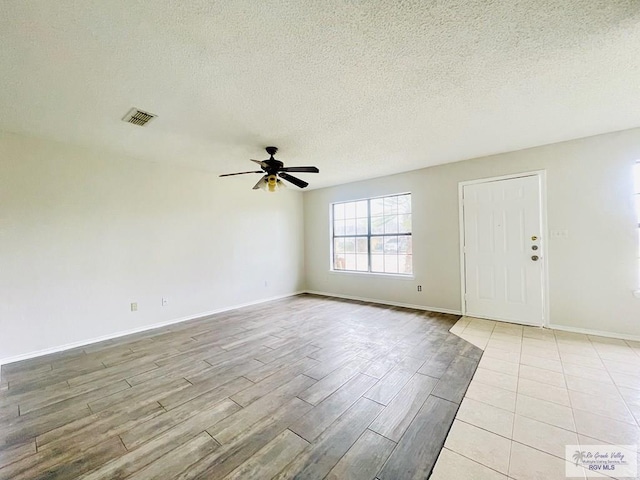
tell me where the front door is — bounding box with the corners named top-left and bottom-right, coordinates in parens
top-left (462, 174), bottom-right (544, 325)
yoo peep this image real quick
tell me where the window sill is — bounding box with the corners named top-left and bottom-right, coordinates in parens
top-left (329, 270), bottom-right (415, 280)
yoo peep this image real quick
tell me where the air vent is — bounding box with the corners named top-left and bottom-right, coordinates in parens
top-left (122, 108), bottom-right (157, 126)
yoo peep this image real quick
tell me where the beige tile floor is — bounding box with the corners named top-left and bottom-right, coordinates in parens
top-left (431, 317), bottom-right (640, 480)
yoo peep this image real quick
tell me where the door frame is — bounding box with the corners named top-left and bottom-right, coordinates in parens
top-left (458, 170), bottom-right (550, 327)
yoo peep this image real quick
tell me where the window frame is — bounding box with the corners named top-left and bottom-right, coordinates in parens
top-left (634, 161), bottom-right (640, 228)
top-left (634, 161), bottom-right (640, 295)
top-left (330, 193), bottom-right (413, 276)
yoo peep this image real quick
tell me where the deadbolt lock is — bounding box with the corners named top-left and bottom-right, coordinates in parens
top-left (532, 245), bottom-right (539, 250)
top-left (531, 255), bottom-right (539, 261)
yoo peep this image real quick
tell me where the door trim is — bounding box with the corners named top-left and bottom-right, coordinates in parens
top-left (458, 170), bottom-right (549, 327)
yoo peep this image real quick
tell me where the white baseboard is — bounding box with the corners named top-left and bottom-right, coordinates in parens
top-left (0, 291), bottom-right (304, 368)
top-left (547, 323), bottom-right (640, 343)
top-left (304, 290), bottom-right (462, 316)
top-left (461, 312), bottom-right (542, 328)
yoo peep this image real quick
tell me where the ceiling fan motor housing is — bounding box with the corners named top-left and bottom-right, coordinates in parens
top-left (263, 159), bottom-right (284, 174)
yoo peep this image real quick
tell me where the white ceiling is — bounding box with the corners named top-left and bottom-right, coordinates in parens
top-left (1, 1), bottom-right (640, 189)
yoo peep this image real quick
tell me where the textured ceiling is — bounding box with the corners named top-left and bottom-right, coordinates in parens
top-left (1, 1), bottom-right (640, 189)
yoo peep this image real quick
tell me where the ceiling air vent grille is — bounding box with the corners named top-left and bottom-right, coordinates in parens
top-left (122, 108), bottom-right (157, 126)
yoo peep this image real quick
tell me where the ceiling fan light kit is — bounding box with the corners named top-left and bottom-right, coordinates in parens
top-left (256, 174), bottom-right (284, 192)
top-left (219, 146), bottom-right (319, 191)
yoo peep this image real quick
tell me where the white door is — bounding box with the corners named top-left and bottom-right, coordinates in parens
top-left (462, 175), bottom-right (544, 325)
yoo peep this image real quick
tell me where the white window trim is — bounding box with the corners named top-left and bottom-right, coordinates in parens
top-left (635, 161), bottom-right (640, 298)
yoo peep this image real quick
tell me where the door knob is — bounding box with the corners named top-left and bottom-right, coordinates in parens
top-left (531, 255), bottom-right (539, 261)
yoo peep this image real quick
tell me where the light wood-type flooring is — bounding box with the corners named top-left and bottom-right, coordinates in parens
top-left (0, 294), bottom-right (481, 479)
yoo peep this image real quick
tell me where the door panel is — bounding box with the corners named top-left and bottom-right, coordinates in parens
top-left (463, 175), bottom-right (544, 325)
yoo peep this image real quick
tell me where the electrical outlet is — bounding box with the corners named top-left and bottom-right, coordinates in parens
top-left (130, 302), bottom-right (138, 312)
top-left (162, 298), bottom-right (168, 306)
top-left (417, 285), bottom-right (422, 292)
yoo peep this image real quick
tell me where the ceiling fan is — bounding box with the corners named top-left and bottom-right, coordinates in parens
top-left (219, 146), bottom-right (319, 191)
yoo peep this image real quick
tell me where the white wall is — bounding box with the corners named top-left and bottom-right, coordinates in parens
top-left (3, 126), bottom-right (640, 363)
top-left (304, 128), bottom-right (640, 338)
top-left (0, 131), bottom-right (305, 363)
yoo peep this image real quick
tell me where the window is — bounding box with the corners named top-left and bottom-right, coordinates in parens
top-left (635, 162), bottom-right (640, 284)
top-left (332, 193), bottom-right (412, 275)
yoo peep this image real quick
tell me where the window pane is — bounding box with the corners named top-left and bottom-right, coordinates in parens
top-left (384, 236), bottom-right (398, 253)
top-left (334, 220), bottom-right (345, 236)
top-left (356, 200), bottom-right (368, 218)
top-left (334, 203), bottom-right (345, 220)
top-left (384, 196), bottom-right (398, 215)
top-left (334, 237), bottom-right (345, 254)
top-left (334, 255), bottom-right (345, 270)
top-left (371, 236), bottom-right (384, 253)
top-left (398, 214), bottom-right (411, 233)
top-left (344, 202), bottom-right (356, 219)
top-left (356, 237), bottom-right (368, 253)
top-left (398, 236), bottom-right (412, 254)
top-left (398, 254), bottom-right (413, 274)
top-left (397, 194), bottom-right (411, 214)
top-left (371, 216), bottom-right (384, 234)
top-left (344, 237), bottom-right (356, 253)
top-left (345, 218), bottom-right (356, 235)
top-left (384, 215), bottom-right (399, 234)
top-left (384, 254), bottom-right (398, 273)
top-left (356, 254), bottom-right (368, 271)
top-left (345, 254), bottom-right (356, 270)
top-left (370, 198), bottom-right (383, 216)
top-left (371, 254), bottom-right (384, 272)
top-left (356, 218), bottom-right (368, 235)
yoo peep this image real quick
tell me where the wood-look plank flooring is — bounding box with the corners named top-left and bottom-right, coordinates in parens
top-left (0, 294), bottom-right (482, 479)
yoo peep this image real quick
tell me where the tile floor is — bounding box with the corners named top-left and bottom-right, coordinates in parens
top-left (431, 317), bottom-right (640, 480)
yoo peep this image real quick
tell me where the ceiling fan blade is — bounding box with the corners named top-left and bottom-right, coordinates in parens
top-left (250, 159), bottom-right (268, 168)
top-left (279, 166), bottom-right (319, 173)
top-left (219, 170), bottom-right (263, 177)
top-left (278, 172), bottom-right (309, 189)
top-left (253, 175), bottom-right (267, 190)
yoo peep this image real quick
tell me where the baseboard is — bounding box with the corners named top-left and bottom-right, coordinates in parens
top-left (547, 323), bottom-right (640, 343)
top-left (304, 290), bottom-right (462, 315)
top-left (0, 291), bottom-right (304, 368)
top-left (461, 312), bottom-right (542, 328)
